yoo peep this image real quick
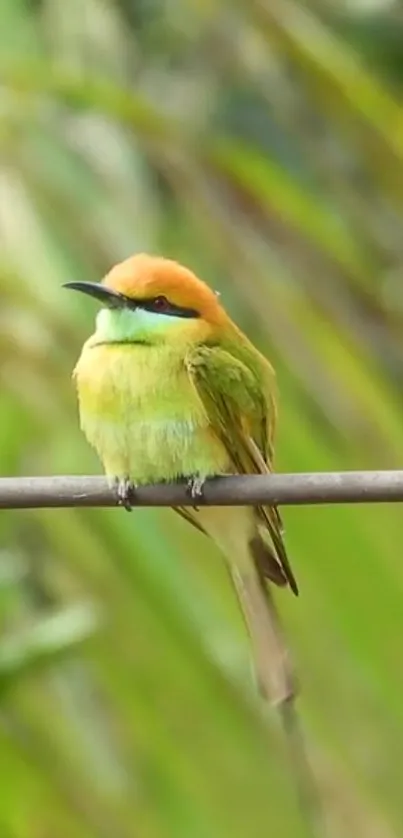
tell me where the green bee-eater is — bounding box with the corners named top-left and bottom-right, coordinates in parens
top-left (65, 253), bottom-right (298, 700)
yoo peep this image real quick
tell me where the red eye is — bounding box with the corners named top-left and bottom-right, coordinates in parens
top-left (153, 295), bottom-right (169, 311)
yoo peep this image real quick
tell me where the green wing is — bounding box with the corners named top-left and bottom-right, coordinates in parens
top-left (177, 343), bottom-right (298, 595)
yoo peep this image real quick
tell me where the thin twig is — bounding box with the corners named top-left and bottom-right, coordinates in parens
top-left (0, 471), bottom-right (403, 509)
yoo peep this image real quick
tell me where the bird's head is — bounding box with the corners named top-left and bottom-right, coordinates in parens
top-left (64, 254), bottom-right (228, 347)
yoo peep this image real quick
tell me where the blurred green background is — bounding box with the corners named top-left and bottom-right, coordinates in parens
top-left (1, 0), bottom-right (403, 835)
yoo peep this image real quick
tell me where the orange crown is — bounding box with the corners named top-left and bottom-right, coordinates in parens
top-left (103, 254), bottom-right (227, 326)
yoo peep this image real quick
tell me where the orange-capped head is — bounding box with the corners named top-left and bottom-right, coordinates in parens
top-left (64, 254), bottom-right (230, 347)
top-left (102, 253), bottom-right (226, 327)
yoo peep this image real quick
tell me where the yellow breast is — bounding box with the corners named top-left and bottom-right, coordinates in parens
top-left (73, 341), bottom-right (230, 483)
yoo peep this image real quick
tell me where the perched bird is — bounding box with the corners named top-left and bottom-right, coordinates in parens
top-left (65, 254), bottom-right (297, 699)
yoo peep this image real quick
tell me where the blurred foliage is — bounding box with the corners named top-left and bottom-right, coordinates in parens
top-left (1, 0), bottom-right (403, 835)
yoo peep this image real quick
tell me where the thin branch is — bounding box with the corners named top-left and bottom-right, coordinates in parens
top-left (0, 471), bottom-right (403, 509)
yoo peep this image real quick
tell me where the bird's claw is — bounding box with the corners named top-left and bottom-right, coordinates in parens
top-left (186, 475), bottom-right (206, 510)
top-left (114, 477), bottom-right (136, 512)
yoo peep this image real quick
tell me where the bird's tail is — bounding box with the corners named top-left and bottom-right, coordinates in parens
top-left (229, 547), bottom-right (295, 704)
top-left (249, 533), bottom-right (289, 588)
top-left (196, 506), bottom-right (295, 704)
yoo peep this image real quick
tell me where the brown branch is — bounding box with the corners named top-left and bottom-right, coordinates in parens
top-left (0, 471), bottom-right (403, 509)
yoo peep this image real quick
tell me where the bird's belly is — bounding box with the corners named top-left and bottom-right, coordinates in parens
top-left (74, 344), bottom-right (230, 483)
top-left (88, 415), bottom-right (229, 484)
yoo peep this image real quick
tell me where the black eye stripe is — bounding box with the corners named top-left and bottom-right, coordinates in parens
top-left (124, 296), bottom-right (200, 319)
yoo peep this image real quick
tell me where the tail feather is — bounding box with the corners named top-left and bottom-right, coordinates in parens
top-left (191, 505), bottom-right (296, 704)
top-left (257, 508), bottom-right (299, 596)
top-left (249, 535), bottom-right (288, 588)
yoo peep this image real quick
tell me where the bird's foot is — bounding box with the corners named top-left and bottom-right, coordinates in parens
top-left (186, 475), bottom-right (206, 511)
top-left (114, 477), bottom-right (137, 512)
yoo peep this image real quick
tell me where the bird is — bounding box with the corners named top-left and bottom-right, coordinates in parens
top-left (65, 253), bottom-right (298, 701)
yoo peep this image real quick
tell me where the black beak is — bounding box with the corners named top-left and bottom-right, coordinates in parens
top-left (63, 281), bottom-right (127, 308)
